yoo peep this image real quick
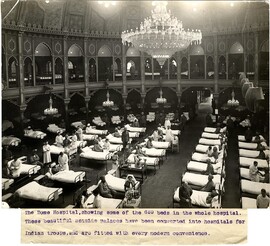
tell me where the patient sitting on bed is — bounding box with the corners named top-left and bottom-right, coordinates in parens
top-left (98, 176), bottom-right (118, 198)
top-left (8, 157), bottom-right (22, 177)
top-left (113, 127), bottom-right (121, 138)
top-left (206, 146), bottom-right (213, 157)
top-left (93, 140), bottom-right (103, 152)
top-left (206, 190), bottom-right (219, 205)
top-left (124, 175), bottom-right (136, 192)
top-left (201, 175), bottom-right (215, 192)
top-left (249, 161), bottom-right (264, 182)
top-left (50, 152), bottom-right (69, 174)
top-left (204, 159), bottom-right (215, 175)
top-left (146, 137), bottom-right (153, 148)
top-left (55, 132), bottom-right (64, 147)
top-left (210, 147), bottom-right (219, 162)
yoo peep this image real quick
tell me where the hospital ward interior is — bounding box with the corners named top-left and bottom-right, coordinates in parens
top-left (1, 0), bottom-right (269, 209)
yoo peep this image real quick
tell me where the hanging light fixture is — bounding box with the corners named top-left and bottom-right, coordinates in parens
top-left (44, 95), bottom-right (58, 115)
top-left (156, 88), bottom-right (167, 104)
top-left (121, 1), bottom-right (202, 67)
top-left (227, 89), bottom-right (239, 107)
top-left (103, 90), bottom-right (114, 107)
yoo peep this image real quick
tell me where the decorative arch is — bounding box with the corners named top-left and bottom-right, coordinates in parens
top-left (98, 45), bottom-right (112, 57)
top-left (24, 57), bottom-right (33, 86)
top-left (190, 45), bottom-right (205, 56)
top-left (68, 44), bottom-right (83, 57)
top-left (126, 47), bottom-right (140, 57)
top-left (260, 39), bottom-right (269, 52)
top-left (229, 42), bottom-right (244, 54)
top-left (35, 43), bottom-right (52, 56)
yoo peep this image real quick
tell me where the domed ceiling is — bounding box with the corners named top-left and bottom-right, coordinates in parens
top-left (1, 0), bottom-right (269, 35)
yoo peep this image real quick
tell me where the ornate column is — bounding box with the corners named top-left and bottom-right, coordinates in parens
top-left (32, 38), bottom-right (36, 86)
top-left (52, 54), bottom-right (55, 84)
top-left (122, 44), bottom-right (127, 95)
top-left (243, 34), bottom-right (247, 76)
top-left (64, 98), bottom-right (70, 130)
top-left (213, 34), bottom-right (219, 110)
top-left (254, 31), bottom-right (259, 85)
top-left (18, 31), bottom-right (27, 134)
top-left (176, 51), bottom-right (182, 109)
top-left (140, 52), bottom-right (146, 111)
top-left (63, 35), bottom-right (69, 99)
top-left (226, 52), bottom-right (229, 80)
top-left (84, 38), bottom-right (89, 97)
top-left (4, 33), bottom-right (9, 87)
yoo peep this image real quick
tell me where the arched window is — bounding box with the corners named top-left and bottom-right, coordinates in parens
top-left (68, 61), bottom-right (74, 70)
top-left (11, 61), bottom-right (16, 75)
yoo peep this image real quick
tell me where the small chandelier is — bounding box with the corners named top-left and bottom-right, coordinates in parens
top-left (97, 1), bottom-right (117, 8)
top-left (156, 88), bottom-right (167, 104)
top-left (121, 1), bottom-right (202, 67)
top-left (227, 89), bottom-right (239, 107)
top-left (44, 96), bottom-right (58, 115)
top-left (103, 90), bottom-right (114, 107)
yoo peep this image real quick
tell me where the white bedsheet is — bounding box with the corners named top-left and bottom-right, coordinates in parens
top-left (241, 197), bottom-right (257, 209)
top-left (202, 132), bottom-right (220, 139)
top-left (182, 172), bottom-right (221, 187)
top-left (105, 174), bottom-right (140, 192)
top-left (239, 157), bottom-right (269, 169)
top-left (83, 134), bottom-right (97, 141)
top-left (125, 124), bottom-right (146, 133)
top-left (127, 154), bottom-right (159, 166)
top-left (240, 168), bottom-right (251, 180)
top-left (239, 149), bottom-right (270, 158)
top-left (161, 128), bottom-right (180, 136)
top-left (50, 145), bottom-right (77, 156)
top-left (238, 142), bottom-right (259, 150)
top-left (2, 136), bottom-right (21, 146)
top-left (174, 188), bottom-right (213, 208)
top-left (24, 131), bottom-right (47, 139)
top-left (47, 124), bottom-right (65, 134)
top-left (238, 135), bottom-right (265, 143)
top-left (15, 181), bottom-right (63, 202)
top-left (80, 147), bottom-right (111, 160)
top-left (84, 195), bottom-right (122, 208)
top-left (46, 170), bottom-right (85, 183)
top-left (85, 129), bottom-right (108, 135)
top-left (199, 138), bottom-right (221, 146)
top-left (195, 144), bottom-right (221, 153)
top-left (143, 140), bottom-right (170, 149)
top-left (19, 164), bottom-right (41, 175)
top-left (241, 179), bottom-right (270, 196)
top-left (187, 161), bottom-right (222, 174)
top-left (141, 147), bottom-right (166, 157)
top-left (192, 152), bottom-right (223, 164)
top-left (71, 121), bottom-right (85, 128)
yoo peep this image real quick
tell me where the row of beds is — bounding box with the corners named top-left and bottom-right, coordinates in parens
top-left (2, 119), bottom-right (181, 207)
top-left (238, 135), bottom-right (270, 208)
top-left (173, 126), bottom-right (228, 208)
top-left (1, 121), bottom-right (163, 206)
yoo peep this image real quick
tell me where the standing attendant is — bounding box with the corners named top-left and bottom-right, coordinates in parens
top-left (140, 112), bottom-right (146, 127)
top-left (43, 141), bottom-right (51, 165)
top-left (165, 126), bottom-right (174, 144)
top-left (76, 126), bottom-right (83, 141)
top-left (179, 182), bottom-right (193, 208)
top-left (121, 127), bottom-right (130, 150)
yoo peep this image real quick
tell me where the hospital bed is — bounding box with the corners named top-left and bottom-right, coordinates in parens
top-left (161, 128), bottom-right (180, 136)
top-left (141, 147), bottom-right (166, 159)
top-left (82, 134), bottom-right (97, 141)
top-left (24, 130), bottom-right (47, 139)
top-left (173, 188), bottom-right (221, 208)
top-left (127, 154), bottom-right (160, 174)
top-left (142, 140), bottom-right (171, 149)
top-left (102, 173), bottom-right (140, 193)
top-left (204, 127), bottom-right (227, 133)
top-left (238, 135), bottom-right (266, 143)
top-left (47, 124), bottom-right (65, 134)
top-left (85, 128), bottom-right (108, 136)
top-left (182, 172), bottom-right (221, 188)
top-left (199, 138), bottom-right (221, 146)
top-left (187, 161), bottom-right (222, 174)
top-left (45, 170), bottom-right (86, 184)
top-left (240, 179), bottom-right (270, 197)
top-left (2, 136), bottom-right (21, 146)
top-left (191, 152), bottom-right (223, 164)
top-left (15, 181), bottom-right (63, 202)
top-left (106, 134), bottom-right (132, 144)
top-left (238, 141), bottom-right (268, 150)
top-left (7, 157), bottom-right (41, 177)
top-left (201, 132), bottom-right (221, 139)
top-left (92, 117), bottom-right (106, 127)
top-left (125, 124), bottom-right (146, 133)
top-left (80, 147), bottom-right (113, 163)
top-left (239, 149), bottom-right (269, 159)
top-left (84, 195), bottom-right (122, 209)
top-left (50, 145), bottom-right (78, 157)
top-left (195, 144), bottom-right (222, 153)
top-left (71, 121), bottom-right (85, 129)
top-left (239, 157), bottom-right (269, 169)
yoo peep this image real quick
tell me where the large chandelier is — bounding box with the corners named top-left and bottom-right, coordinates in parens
top-left (121, 1), bottom-right (202, 67)
top-left (156, 88), bottom-right (167, 104)
top-left (44, 96), bottom-right (58, 115)
top-left (103, 90), bottom-right (114, 107)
